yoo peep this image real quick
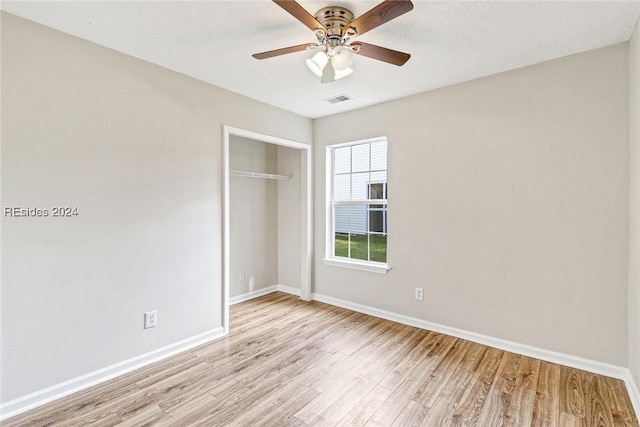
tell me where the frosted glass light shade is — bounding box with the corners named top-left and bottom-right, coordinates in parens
top-left (306, 51), bottom-right (353, 82)
top-left (332, 47), bottom-right (353, 71)
top-left (306, 52), bottom-right (328, 77)
top-left (334, 67), bottom-right (353, 80)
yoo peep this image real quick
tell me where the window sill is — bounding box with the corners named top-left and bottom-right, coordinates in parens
top-left (322, 258), bottom-right (390, 274)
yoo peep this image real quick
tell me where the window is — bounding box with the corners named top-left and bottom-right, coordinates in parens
top-left (325, 137), bottom-right (388, 273)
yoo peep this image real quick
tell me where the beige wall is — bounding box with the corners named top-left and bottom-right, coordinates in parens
top-left (314, 43), bottom-right (630, 365)
top-left (0, 12), bottom-right (312, 402)
top-left (229, 136), bottom-right (278, 297)
top-left (629, 18), bottom-right (640, 387)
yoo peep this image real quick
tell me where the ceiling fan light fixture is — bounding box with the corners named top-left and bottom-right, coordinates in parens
top-left (331, 46), bottom-right (353, 71)
top-left (306, 51), bottom-right (328, 77)
top-left (307, 51), bottom-right (353, 83)
top-left (305, 52), bottom-right (353, 83)
top-left (334, 67), bottom-right (353, 80)
top-left (321, 60), bottom-right (336, 84)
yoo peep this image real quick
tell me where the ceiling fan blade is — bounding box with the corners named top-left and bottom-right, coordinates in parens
top-left (252, 43), bottom-right (316, 60)
top-left (273, 0), bottom-right (327, 34)
top-left (351, 42), bottom-right (411, 66)
top-left (344, 0), bottom-right (413, 37)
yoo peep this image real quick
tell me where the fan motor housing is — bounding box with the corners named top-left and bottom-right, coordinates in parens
top-left (314, 6), bottom-right (354, 37)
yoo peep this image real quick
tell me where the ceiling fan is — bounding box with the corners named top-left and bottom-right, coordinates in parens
top-left (252, 0), bottom-right (414, 83)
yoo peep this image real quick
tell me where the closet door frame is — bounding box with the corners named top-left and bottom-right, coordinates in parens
top-left (222, 125), bottom-right (312, 333)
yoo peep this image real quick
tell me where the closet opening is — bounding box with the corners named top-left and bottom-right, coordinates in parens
top-left (222, 126), bottom-right (312, 333)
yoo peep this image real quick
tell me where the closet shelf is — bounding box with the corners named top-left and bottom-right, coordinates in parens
top-left (230, 170), bottom-right (292, 181)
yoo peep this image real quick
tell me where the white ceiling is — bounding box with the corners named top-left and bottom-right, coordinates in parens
top-left (2, 1), bottom-right (639, 118)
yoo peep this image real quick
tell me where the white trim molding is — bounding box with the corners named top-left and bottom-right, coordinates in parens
top-left (222, 125), bottom-right (313, 328)
top-left (323, 258), bottom-right (390, 274)
top-left (229, 285), bottom-right (301, 305)
top-left (311, 293), bottom-right (630, 381)
top-left (623, 370), bottom-right (640, 421)
top-left (0, 327), bottom-right (225, 421)
top-left (276, 284), bottom-right (302, 297)
top-left (229, 286), bottom-right (280, 305)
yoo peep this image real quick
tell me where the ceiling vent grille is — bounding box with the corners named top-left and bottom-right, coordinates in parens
top-left (325, 94), bottom-right (352, 104)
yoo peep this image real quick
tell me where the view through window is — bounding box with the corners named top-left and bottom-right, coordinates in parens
top-left (330, 138), bottom-right (388, 264)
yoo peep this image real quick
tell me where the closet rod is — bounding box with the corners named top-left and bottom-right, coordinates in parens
top-left (230, 170), bottom-right (291, 181)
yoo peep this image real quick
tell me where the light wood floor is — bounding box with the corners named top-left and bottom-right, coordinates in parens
top-left (4, 292), bottom-right (638, 426)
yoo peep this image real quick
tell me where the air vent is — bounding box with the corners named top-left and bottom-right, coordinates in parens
top-left (325, 94), bottom-right (352, 104)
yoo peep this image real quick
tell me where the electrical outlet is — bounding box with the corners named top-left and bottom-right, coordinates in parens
top-left (415, 287), bottom-right (424, 301)
top-left (144, 311), bottom-right (157, 329)
top-left (239, 272), bottom-right (246, 282)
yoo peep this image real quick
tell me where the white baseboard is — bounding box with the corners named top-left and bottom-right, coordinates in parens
top-left (229, 284), bottom-right (301, 305)
top-left (311, 293), bottom-right (629, 381)
top-left (623, 369), bottom-right (640, 420)
top-left (276, 284), bottom-right (302, 297)
top-left (229, 285), bottom-right (279, 305)
top-left (0, 327), bottom-right (225, 421)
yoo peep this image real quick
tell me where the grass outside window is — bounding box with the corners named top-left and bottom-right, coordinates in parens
top-left (334, 233), bottom-right (387, 263)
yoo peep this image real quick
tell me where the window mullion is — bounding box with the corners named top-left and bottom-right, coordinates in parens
top-left (332, 199), bottom-right (387, 205)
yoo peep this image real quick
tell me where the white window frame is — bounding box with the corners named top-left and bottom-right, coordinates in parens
top-left (323, 137), bottom-right (390, 274)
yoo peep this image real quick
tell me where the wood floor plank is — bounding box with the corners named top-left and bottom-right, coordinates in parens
top-left (364, 336), bottom-right (458, 426)
top-left (584, 374), bottom-right (615, 426)
top-left (531, 361), bottom-right (561, 426)
top-left (505, 356), bottom-right (541, 426)
top-left (229, 375), bottom-right (321, 427)
top-left (560, 366), bottom-right (588, 420)
top-left (602, 376), bottom-right (639, 426)
top-left (392, 399), bottom-right (429, 427)
top-left (560, 411), bottom-right (585, 426)
top-left (4, 292), bottom-right (638, 427)
top-left (337, 384), bottom-right (395, 427)
top-left (309, 355), bottom-right (394, 426)
top-left (442, 347), bottom-right (505, 426)
top-left (377, 332), bottom-right (448, 391)
top-left (419, 344), bottom-right (491, 426)
top-left (116, 404), bottom-right (167, 427)
top-left (63, 409), bottom-right (123, 427)
top-left (413, 338), bottom-right (473, 408)
top-left (475, 351), bottom-right (524, 426)
top-left (327, 327), bottom-right (428, 427)
top-left (295, 326), bottom-right (401, 424)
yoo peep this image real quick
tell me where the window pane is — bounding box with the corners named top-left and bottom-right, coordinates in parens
top-left (370, 233), bottom-right (387, 263)
top-left (370, 171), bottom-right (387, 189)
top-left (334, 146), bottom-right (351, 174)
top-left (334, 232), bottom-right (349, 258)
top-left (350, 204), bottom-right (367, 234)
top-left (334, 204), bottom-right (366, 237)
top-left (351, 143), bottom-right (370, 173)
top-left (371, 141), bottom-right (387, 171)
top-left (369, 182), bottom-right (384, 199)
top-left (334, 174), bottom-right (350, 200)
top-left (334, 204), bottom-right (350, 234)
top-left (334, 204), bottom-right (370, 261)
top-left (369, 209), bottom-right (385, 233)
top-left (349, 233), bottom-right (369, 261)
top-left (351, 172), bottom-right (369, 200)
